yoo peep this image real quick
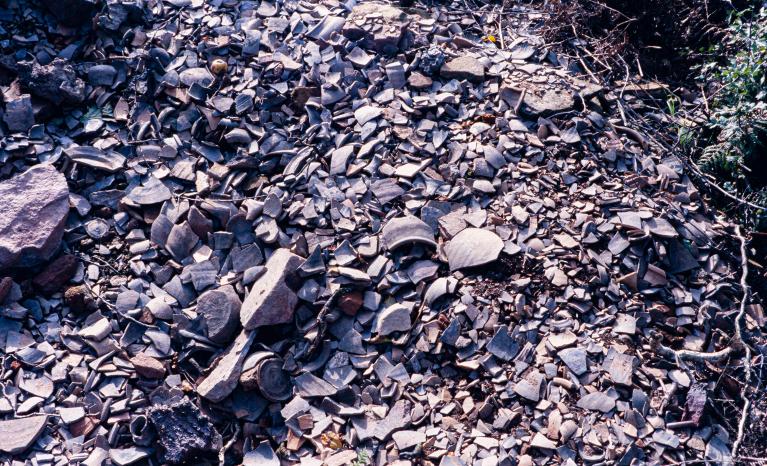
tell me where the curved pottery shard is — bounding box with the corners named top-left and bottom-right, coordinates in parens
top-left (381, 216), bottom-right (437, 251)
top-left (445, 228), bottom-right (503, 271)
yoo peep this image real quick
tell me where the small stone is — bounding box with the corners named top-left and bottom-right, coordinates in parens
top-left (374, 303), bottom-right (412, 336)
top-left (392, 430), bottom-right (426, 450)
top-left (558, 347), bottom-right (588, 376)
top-left (408, 72), bottom-right (433, 89)
top-left (197, 285), bottom-right (241, 344)
top-left (18, 58), bottom-right (85, 105)
top-left (58, 406), bottom-right (86, 424)
top-left (64, 285), bottom-right (96, 313)
top-left (440, 56), bottom-right (485, 82)
top-left (530, 432), bottom-right (557, 450)
top-left (241, 249), bottom-right (302, 330)
top-left (338, 290), bottom-right (363, 316)
top-left (210, 59), bottom-right (228, 75)
top-left (32, 254), bottom-right (79, 295)
top-left (110, 447), bottom-right (151, 466)
top-left (342, 4), bottom-right (410, 54)
top-left (445, 228), bottom-right (503, 271)
top-left (179, 67), bottom-right (215, 87)
top-left (4, 94), bottom-right (34, 132)
top-left (131, 352), bottom-right (166, 379)
top-left (577, 391), bottom-right (616, 413)
top-left (514, 371), bottom-right (543, 402)
top-left (88, 64), bottom-right (117, 86)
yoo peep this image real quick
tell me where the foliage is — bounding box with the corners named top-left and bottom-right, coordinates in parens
top-left (350, 449), bottom-right (369, 466)
top-left (693, 5), bottom-right (767, 227)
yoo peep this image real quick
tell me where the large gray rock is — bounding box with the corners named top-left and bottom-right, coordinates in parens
top-left (0, 164), bottom-right (69, 270)
top-left (241, 248), bottom-right (302, 329)
top-left (342, 4), bottom-right (410, 55)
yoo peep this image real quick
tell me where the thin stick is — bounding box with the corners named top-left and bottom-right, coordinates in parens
top-left (732, 224), bottom-right (753, 457)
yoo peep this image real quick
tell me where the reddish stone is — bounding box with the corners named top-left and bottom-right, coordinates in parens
top-left (64, 285), bottom-right (96, 313)
top-left (32, 254), bottom-right (78, 295)
top-left (338, 290), bottom-right (363, 316)
top-left (0, 277), bottom-right (13, 303)
top-left (131, 352), bottom-right (166, 379)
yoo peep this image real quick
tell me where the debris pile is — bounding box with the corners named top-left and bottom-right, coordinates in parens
top-left (0, 0), bottom-right (762, 465)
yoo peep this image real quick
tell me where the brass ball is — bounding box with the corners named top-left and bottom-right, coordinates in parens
top-left (210, 59), bottom-right (228, 75)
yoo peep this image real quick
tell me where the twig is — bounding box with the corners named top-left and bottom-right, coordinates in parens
top-left (686, 160), bottom-right (767, 212)
top-left (219, 422), bottom-right (240, 464)
top-left (732, 224), bottom-right (753, 457)
top-left (514, 88), bottom-right (527, 115)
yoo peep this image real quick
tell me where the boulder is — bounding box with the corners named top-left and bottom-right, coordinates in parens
top-left (0, 164), bottom-right (70, 270)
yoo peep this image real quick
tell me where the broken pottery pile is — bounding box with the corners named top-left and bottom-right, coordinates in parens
top-left (0, 0), bottom-right (760, 465)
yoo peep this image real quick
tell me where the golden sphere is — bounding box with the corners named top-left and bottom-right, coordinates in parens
top-left (210, 59), bottom-right (228, 75)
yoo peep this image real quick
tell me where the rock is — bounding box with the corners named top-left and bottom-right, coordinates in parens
top-left (440, 56), bottom-right (485, 82)
top-left (558, 347), bottom-right (588, 376)
top-left (486, 325), bottom-right (520, 361)
top-left (342, 4), bottom-right (410, 54)
top-left (520, 88), bottom-right (574, 117)
top-left (41, 0), bottom-right (99, 26)
top-left (197, 285), bottom-right (241, 344)
top-left (241, 249), bottom-right (302, 329)
top-left (3, 94), bottom-right (34, 132)
top-left (110, 448), bottom-right (152, 466)
top-left (131, 352), bottom-right (166, 379)
top-left (0, 415), bottom-right (47, 454)
top-left (148, 396), bottom-right (222, 465)
top-left (338, 290), bottom-right (363, 316)
top-left (445, 228), bottom-right (504, 271)
top-left (577, 391), bottom-right (616, 413)
top-left (514, 371), bottom-right (543, 402)
top-left (17, 59), bottom-right (85, 105)
top-left (602, 349), bottom-right (636, 386)
top-left (88, 64), bottom-right (117, 86)
top-left (408, 71), bottom-right (433, 89)
top-left (179, 67), bottom-right (215, 87)
top-left (32, 254), bottom-right (79, 295)
top-left (374, 303), bottom-right (412, 336)
top-left (0, 164), bottom-right (70, 270)
top-left (64, 285), bottom-right (97, 313)
top-left (530, 432), bottom-right (557, 449)
top-left (197, 330), bottom-right (255, 402)
top-left (392, 430), bottom-right (426, 450)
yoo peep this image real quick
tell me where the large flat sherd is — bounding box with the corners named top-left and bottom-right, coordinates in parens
top-left (241, 248), bottom-right (302, 329)
top-left (197, 330), bottom-right (255, 402)
top-left (0, 415), bottom-right (47, 454)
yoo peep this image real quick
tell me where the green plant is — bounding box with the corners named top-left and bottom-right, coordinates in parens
top-left (350, 449), bottom-right (370, 466)
top-left (693, 5), bottom-right (767, 226)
